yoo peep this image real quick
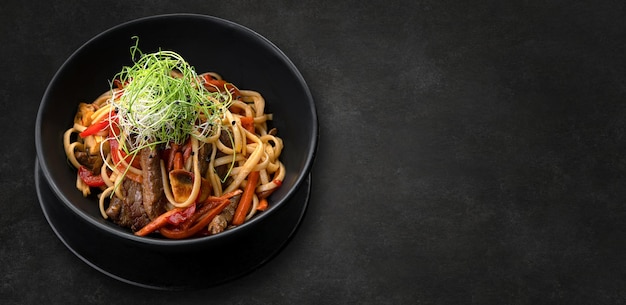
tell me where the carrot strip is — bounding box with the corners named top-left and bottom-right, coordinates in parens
top-left (173, 152), bottom-right (184, 170)
top-left (257, 198), bottom-right (268, 211)
top-left (199, 189), bottom-right (243, 204)
top-left (240, 116), bottom-right (255, 133)
top-left (135, 207), bottom-right (186, 236)
top-left (177, 201), bottom-right (218, 230)
top-left (232, 171), bottom-right (259, 225)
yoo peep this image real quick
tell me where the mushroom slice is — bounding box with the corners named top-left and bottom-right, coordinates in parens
top-left (169, 169), bottom-right (211, 203)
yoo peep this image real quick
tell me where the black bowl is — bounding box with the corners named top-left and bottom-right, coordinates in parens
top-left (34, 14), bottom-right (317, 289)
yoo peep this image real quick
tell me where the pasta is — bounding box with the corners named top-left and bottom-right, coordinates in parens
top-left (63, 44), bottom-right (284, 239)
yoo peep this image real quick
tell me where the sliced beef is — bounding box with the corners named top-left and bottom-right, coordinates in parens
top-left (140, 147), bottom-right (167, 220)
top-left (197, 143), bottom-right (210, 177)
top-left (105, 179), bottom-right (150, 232)
top-left (105, 147), bottom-right (168, 232)
top-left (207, 193), bottom-right (241, 235)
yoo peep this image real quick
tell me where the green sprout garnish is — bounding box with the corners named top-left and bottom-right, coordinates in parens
top-left (110, 37), bottom-right (232, 155)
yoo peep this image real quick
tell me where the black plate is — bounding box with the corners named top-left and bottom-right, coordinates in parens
top-left (35, 159), bottom-right (311, 290)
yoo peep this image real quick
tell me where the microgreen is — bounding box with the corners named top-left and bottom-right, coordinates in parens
top-left (109, 37), bottom-right (232, 155)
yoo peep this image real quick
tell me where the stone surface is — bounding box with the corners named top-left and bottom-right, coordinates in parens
top-left (1, 1), bottom-right (625, 304)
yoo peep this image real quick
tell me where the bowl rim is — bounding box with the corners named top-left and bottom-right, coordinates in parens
top-left (35, 13), bottom-right (318, 246)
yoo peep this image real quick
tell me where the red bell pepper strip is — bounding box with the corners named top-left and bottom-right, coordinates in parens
top-left (79, 119), bottom-right (111, 138)
top-left (108, 131), bottom-right (143, 182)
top-left (201, 74), bottom-right (240, 97)
top-left (78, 165), bottom-right (105, 187)
top-left (166, 203), bottom-right (196, 225)
top-left (108, 125), bottom-right (142, 170)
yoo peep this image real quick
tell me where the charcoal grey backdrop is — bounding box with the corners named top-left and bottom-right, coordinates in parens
top-left (2, 0), bottom-right (625, 304)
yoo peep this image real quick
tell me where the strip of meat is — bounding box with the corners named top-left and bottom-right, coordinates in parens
top-left (207, 193), bottom-right (241, 234)
top-left (140, 147), bottom-right (167, 220)
top-left (105, 179), bottom-right (150, 232)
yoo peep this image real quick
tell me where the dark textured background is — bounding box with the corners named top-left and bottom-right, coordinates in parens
top-left (2, 1), bottom-right (625, 304)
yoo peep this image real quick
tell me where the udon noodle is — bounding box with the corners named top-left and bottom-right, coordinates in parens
top-left (63, 46), bottom-right (284, 239)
